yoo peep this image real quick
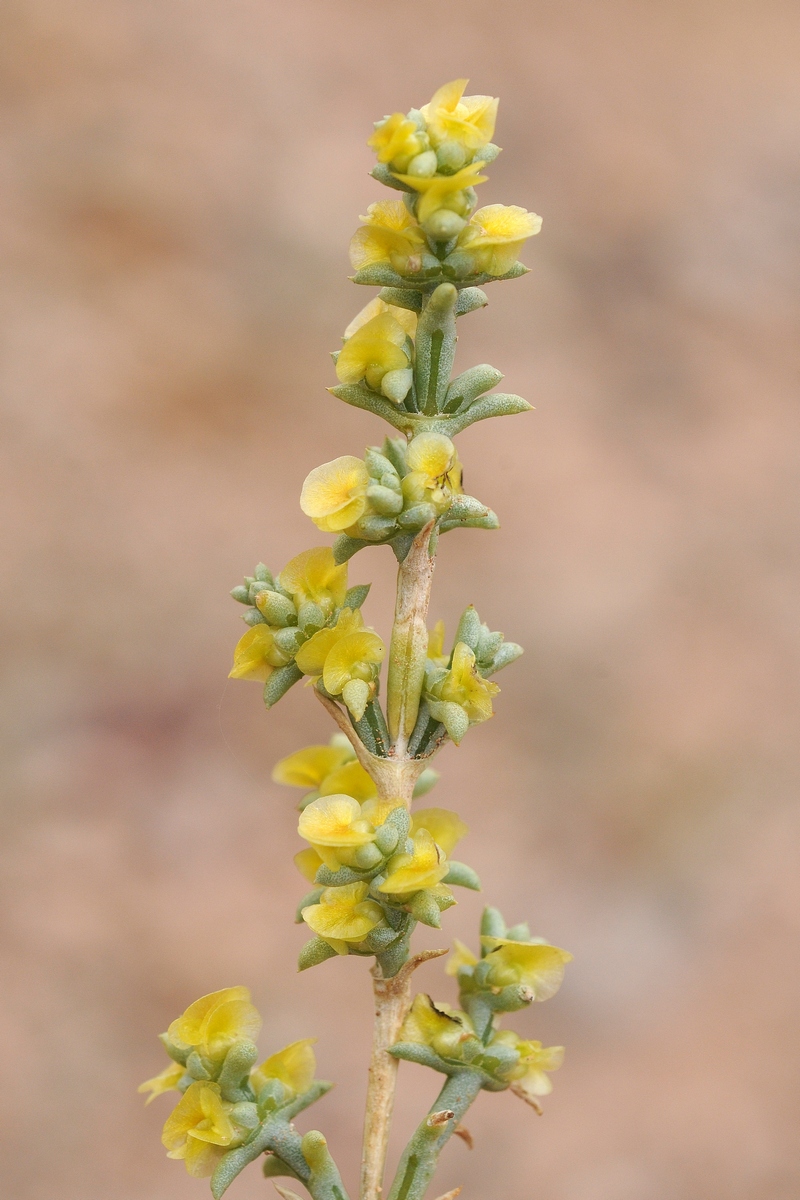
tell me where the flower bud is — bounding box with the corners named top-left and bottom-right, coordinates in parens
top-left (423, 209), bottom-right (467, 240)
top-left (406, 150), bottom-right (438, 177)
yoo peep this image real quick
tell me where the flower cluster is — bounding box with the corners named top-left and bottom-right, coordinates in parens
top-left (139, 988), bottom-right (332, 1186)
top-left (229, 547), bottom-right (382, 718)
top-left (357, 80), bottom-right (541, 289)
top-left (274, 737), bottom-right (479, 973)
top-left (391, 907), bottom-right (571, 1109)
top-left (301, 430), bottom-right (497, 564)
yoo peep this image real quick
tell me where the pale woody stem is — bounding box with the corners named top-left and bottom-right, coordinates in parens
top-left (359, 952), bottom-right (446, 1200)
top-left (359, 523), bottom-right (440, 1200)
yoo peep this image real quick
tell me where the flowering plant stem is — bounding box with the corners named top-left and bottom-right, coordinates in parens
top-left (142, 79), bottom-right (572, 1200)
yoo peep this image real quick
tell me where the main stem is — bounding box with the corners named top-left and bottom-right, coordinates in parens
top-left (360, 520), bottom-right (440, 1200)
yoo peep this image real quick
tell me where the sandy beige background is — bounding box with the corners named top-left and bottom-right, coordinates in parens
top-left (2, 2), bottom-right (799, 1198)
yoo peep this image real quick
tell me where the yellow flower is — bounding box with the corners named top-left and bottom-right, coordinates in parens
top-left (377, 828), bottom-right (449, 896)
top-left (322, 630), bottom-right (385, 720)
top-left (398, 993), bottom-right (476, 1058)
top-left (298, 794), bottom-right (376, 869)
top-left (420, 79), bottom-right (498, 151)
top-left (335, 312), bottom-right (410, 391)
top-left (427, 619), bottom-right (449, 667)
top-left (344, 296), bottom-right (417, 341)
top-left (426, 642), bottom-right (500, 743)
top-left (138, 1061), bottom-right (184, 1105)
top-left (228, 626), bottom-right (291, 682)
top-left (445, 937), bottom-right (479, 977)
top-left (368, 112), bottom-right (425, 168)
top-left (272, 741), bottom-right (355, 790)
top-left (319, 758), bottom-right (377, 802)
top-left (456, 204), bottom-right (542, 276)
top-left (349, 201), bottom-right (427, 274)
top-left (294, 608), bottom-right (365, 676)
top-left (167, 986), bottom-right (262, 1062)
top-left (250, 1038), bottom-right (317, 1100)
top-left (479, 937), bottom-right (572, 999)
top-left (302, 881), bottom-right (386, 952)
top-left (402, 433), bottom-right (462, 511)
top-left (393, 160), bottom-right (488, 225)
top-left (490, 1030), bottom-right (565, 1098)
top-left (301, 457), bottom-right (370, 533)
top-left (295, 846), bottom-right (324, 882)
top-left (277, 546), bottom-right (348, 617)
top-left (410, 808), bottom-right (468, 856)
top-left (162, 1081), bottom-right (239, 1178)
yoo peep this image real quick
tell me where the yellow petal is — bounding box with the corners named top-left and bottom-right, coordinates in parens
top-left (480, 939), bottom-right (573, 999)
top-left (272, 743), bottom-right (354, 789)
top-left (295, 609), bottom-right (365, 676)
top-left (251, 1037), bottom-right (317, 1098)
top-left (168, 987), bottom-right (261, 1057)
top-left (335, 313), bottom-right (410, 388)
top-left (319, 759), bottom-right (377, 801)
top-left (302, 881), bottom-right (385, 943)
top-left (469, 203), bottom-right (542, 243)
top-left (392, 162), bottom-right (488, 223)
top-left (229, 626), bottom-right (285, 682)
top-left (445, 938), bottom-right (478, 976)
top-left (298, 794), bottom-right (374, 847)
top-left (322, 631), bottom-right (385, 696)
top-left (427, 619), bottom-right (447, 665)
top-left (411, 808), bottom-right (468, 855)
top-left (344, 297), bottom-right (417, 340)
top-left (278, 546), bottom-right (348, 613)
top-left (294, 847), bottom-right (324, 882)
top-left (399, 993), bottom-right (474, 1056)
top-left (378, 828), bottom-right (448, 895)
top-left (162, 1082), bottom-right (234, 1160)
top-left (406, 432), bottom-right (456, 478)
top-left (138, 1060), bottom-right (184, 1104)
top-left (300, 457), bottom-right (370, 532)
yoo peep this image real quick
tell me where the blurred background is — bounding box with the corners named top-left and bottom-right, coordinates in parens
top-left (2, 1), bottom-right (799, 1197)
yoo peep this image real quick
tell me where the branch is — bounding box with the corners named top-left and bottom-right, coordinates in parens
top-left (384, 1071), bottom-right (484, 1200)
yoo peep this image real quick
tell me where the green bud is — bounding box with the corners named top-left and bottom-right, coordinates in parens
top-left (263, 663), bottom-right (302, 708)
top-left (228, 1101), bottom-right (259, 1129)
top-left (332, 534), bottom-right (369, 564)
top-left (186, 1050), bottom-right (213, 1080)
top-left (406, 150), bottom-right (438, 177)
top-left (481, 142), bottom-right (501, 164)
top-left (424, 209), bottom-right (467, 240)
top-left (357, 514), bottom-right (398, 541)
top-left (374, 823), bottom-right (400, 856)
top-left (353, 842), bottom-right (384, 869)
top-left (297, 601), bottom-right (326, 630)
top-left (382, 436), bottom-right (408, 476)
top-left (397, 502), bottom-right (437, 530)
top-left (480, 906), bottom-right (506, 940)
top-left (381, 368), bottom-right (413, 404)
top-left (478, 1043), bottom-right (520, 1075)
top-left (454, 606), bottom-right (482, 651)
top-left (242, 608), bottom-right (267, 627)
top-left (253, 563), bottom-right (272, 583)
top-left (366, 484), bottom-right (404, 516)
top-left (365, 447), bottom-right (400, 480)
top-left (256, 591), bottom-right (297, 627)
top-left (436, 140), bottom-right (467, 172)
top-left (230, 585), bottom-right (251, 604)
top-left (487, 642), bottom-right (523, 673)
top-left (406, 890), bottom-right (443, 927)
top-left (506, 921), bottom-right (531, 940)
